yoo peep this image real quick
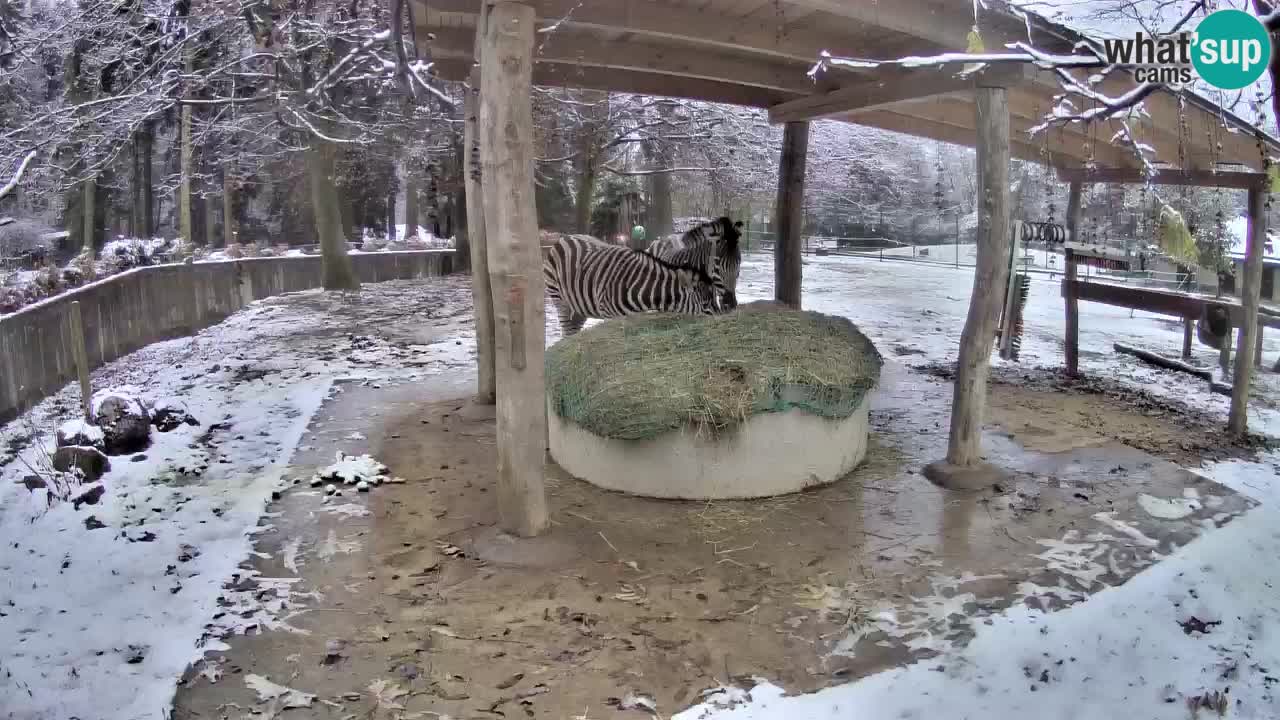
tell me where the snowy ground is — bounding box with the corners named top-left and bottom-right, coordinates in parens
top-left (1, 255), bottom-right (1279, 719)
top-left (0, 279), bottom-right (476, 719)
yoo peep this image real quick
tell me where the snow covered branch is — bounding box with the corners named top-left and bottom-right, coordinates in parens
top-left (0, 150), bottom-right (36, 200)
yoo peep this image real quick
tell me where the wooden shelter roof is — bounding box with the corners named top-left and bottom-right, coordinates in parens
top-left (415, 0), bottom-right (1280, 175)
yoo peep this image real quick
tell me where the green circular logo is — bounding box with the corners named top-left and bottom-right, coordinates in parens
top-left (1192, 9), bottom-right (1272, 90)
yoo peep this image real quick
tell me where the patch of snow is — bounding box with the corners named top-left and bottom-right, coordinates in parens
top-left (90, 385), bottom-right (149, 417)
top-left (311, 451), bottom-right (388, 485)
top-left (244, 673), bottom-right (315, 708)
top-left (316, 529), bottom-right (361, 560)
top-left (1092, 511), bottom-right (1160, 548)
top-left (673, 502), bottom-right (1280, 720)
top-left (1138, 493), bottom-right (1202, 521)
top-left (57, 418), bottom-right (103, 444)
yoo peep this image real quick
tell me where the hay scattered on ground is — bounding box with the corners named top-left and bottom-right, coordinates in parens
top-left (546, 301), bottom-right (883, 441)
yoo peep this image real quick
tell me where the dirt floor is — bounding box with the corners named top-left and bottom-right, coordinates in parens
top-left (171, 362), bottom-right (1256, 720)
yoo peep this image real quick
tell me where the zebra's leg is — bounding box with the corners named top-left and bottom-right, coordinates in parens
top-left (553, 298), bottom-right (587, 337)
top-left (563, 311), bottom-right (588, 336)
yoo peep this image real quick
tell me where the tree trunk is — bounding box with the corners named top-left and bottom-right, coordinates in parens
top-left (81, 179), bottom-right (96, 253)
top-left (574, 159), bottom-right (595, 234)
top-left (465, 66), bottom-right (496, 403)
top-left (479, 1), bottom-right (548, 537)
top-left (386, 188), bottom-right (397, 241)
top-left (308, 138), bottom-right (359, 291)
top-left (1064, 181), bottom-right (1082, 376)
top-left (941, 85), bottom-right (1012, 471)
top-left (1229, 185), bottom-right (1267, 436)
top-left (774, 121), bottom-right (808, 309)
top-left (138, 121), bottom-right (154, 239)
top-left (222, 165), bottom-right (236, 247)
top-left (425, 162), bottom-right (442, 237)
top-left (179, 101), bottom-right (193, 244)
top-left (648, 170), bottom-right (673, 238)
top-left (643, 106), bottom-right (673, 238)
top-left (404, 176), bottom-right (420, 238)
top-left (131, 134), bottom-right (144, 238)
top-left (340, 195), bottom-right (355, 245)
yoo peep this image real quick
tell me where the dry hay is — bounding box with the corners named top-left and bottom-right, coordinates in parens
top-left (545, 300), bottom-right (883, 441)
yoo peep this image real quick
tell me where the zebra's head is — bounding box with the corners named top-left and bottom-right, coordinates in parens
top-left (672, 265), bottom-right (721, 315)
top-left (682, 217), bottom-right (743, 311)
top-left (714, 217), bottom-right (743, 310)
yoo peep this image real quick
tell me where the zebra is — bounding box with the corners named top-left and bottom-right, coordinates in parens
top-left (543, 233), bottom-right (722, 337)
top-left (646, 216), bottom-right (743, 311)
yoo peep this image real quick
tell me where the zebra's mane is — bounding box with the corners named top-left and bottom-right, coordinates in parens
top-left (625, 244), bottom-right (717, 286)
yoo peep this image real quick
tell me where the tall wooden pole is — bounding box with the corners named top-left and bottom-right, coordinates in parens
top-left (465, 64), bottom-right (496, 404)
top-left (480, 1), bottom-right (549, 537)
top-left (1064, 180), bottom-right (1083, 376)
top-left (774, 120), bottom-right (809, 308)
top-left (924, 85), bottom-right (1012, 489)
top-left (1229, 185), bottom-right (1267, 436)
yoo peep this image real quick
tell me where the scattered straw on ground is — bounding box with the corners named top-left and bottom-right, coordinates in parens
top-left (545, 301), bottom-right (883, 440)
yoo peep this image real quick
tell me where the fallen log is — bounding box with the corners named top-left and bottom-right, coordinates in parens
top-left (1210, 381), bottom-right (1233, 396)
top-left (1113, 342), bottom-right (1213, 381)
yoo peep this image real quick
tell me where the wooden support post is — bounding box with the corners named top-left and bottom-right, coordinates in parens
top-left (479, 1), bottom-right (549, 537)
top-left (1220, 333), bottom-right (1232, 376)
top-left (464, 65), bottom-right (496, 405)
top-left (68, 301), bottom-right (92, 422)
top-left (1229, 185), bottom-right (1267, 436)
top-left (924, 85), bottom-right (1012, 490)
top-left (774, 120), bottom-right (808, 309)
top-left (1182, 317), bottom-right (1194, 360)
top-left (1064, 180), bottom-right (1083, 376)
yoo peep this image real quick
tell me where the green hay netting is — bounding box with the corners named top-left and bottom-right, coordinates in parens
top-left (546, 302), bottom-right (884, 441)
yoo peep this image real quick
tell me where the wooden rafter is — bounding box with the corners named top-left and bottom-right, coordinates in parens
top-left (767, 65), bottom-right (1027, 124)
top-left (1056, 167), bottom-right (1267, 189)
top-left (431, 58), bottom-right (791, 108)
top-left (419, 0), bottom-right (876, 65)
top-left (427, 27), bottom-right (824, 95)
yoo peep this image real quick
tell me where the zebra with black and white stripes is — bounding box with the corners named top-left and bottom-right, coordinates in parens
top-left (543, 233), bottom-right (722, 337)
top-left (646, 216), bottom-right (744, 310)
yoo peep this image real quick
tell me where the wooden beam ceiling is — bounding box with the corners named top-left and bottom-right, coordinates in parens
top-left (431, 59), bottom-right (788, 108)
top-left (850, 110), bottom-right (1083, 167)
top-left (1057, 167), bottom-right (1266, 189)
top-left (769, 65), bottom-right (1027, 124)
top-left (418, 0), bottom-right (869, 65)
top-left (784, 0), bottom-right (969, 50)
top-left (427, 28), bottom-right (822, 95)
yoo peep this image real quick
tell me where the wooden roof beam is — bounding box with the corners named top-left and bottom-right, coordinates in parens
top-left (784, 0), bottom-right (970, 50)
top-left (768, 65), bottom-right (1028, 124)
top-left (427, 27), bottom-right (822, 95)
top-left (418, 0), bottom-right (868, 65)
top-left (849, 110), bottom-right (1087, 168)
top-left (1056, 167), bottom-right (1267, 189)
top-left (431, 58), bottom-right (789, 108)
top-left (889, 96), bottom-right (1137, 168)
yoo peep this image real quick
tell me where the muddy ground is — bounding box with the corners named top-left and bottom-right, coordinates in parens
top-left (172, 361), bottom-right (1254, 720)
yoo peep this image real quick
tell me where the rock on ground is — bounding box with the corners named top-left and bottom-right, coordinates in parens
top-left (52, 446), bottom-right (110, 483)
top-left (92, 388), bottom-right (152, 455)
top-left (152, 399), bottom-right (198, 432)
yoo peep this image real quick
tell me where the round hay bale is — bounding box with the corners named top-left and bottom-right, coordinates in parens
top-left (546, 301), bottom-right (883, 500)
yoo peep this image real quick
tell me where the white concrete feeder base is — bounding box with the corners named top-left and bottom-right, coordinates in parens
top-left (547, 396), bottom-right (871, 500)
